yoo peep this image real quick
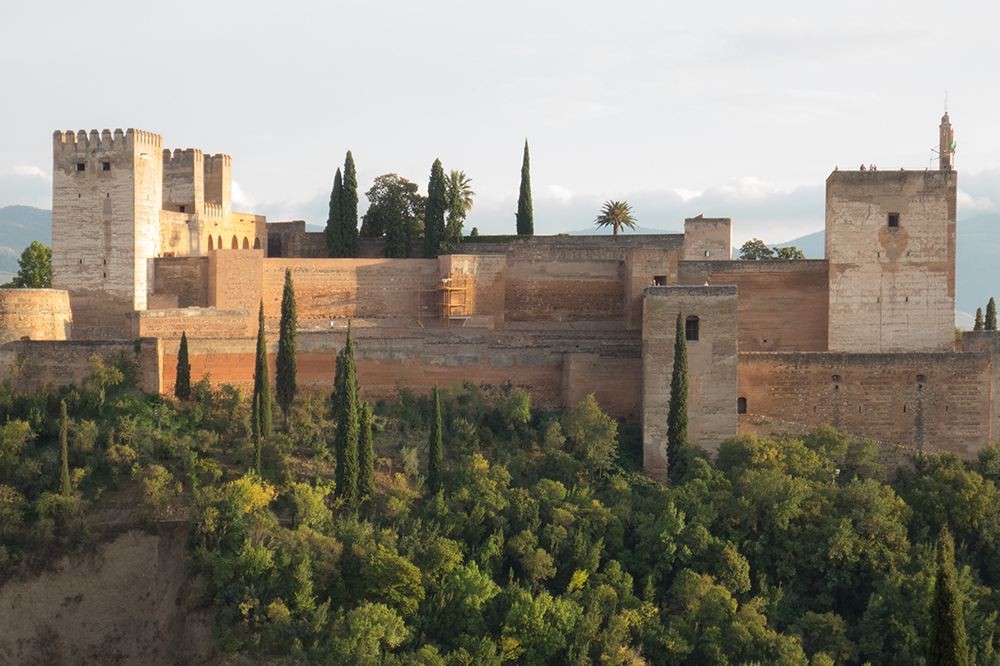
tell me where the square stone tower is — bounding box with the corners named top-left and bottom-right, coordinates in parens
top-left (52, 129), bottom-right (163, 339)
top-left (825, 167), bottom-right (957, 351)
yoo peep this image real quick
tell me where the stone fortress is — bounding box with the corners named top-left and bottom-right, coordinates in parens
top-left (1, 114), bottom-right (997, 481)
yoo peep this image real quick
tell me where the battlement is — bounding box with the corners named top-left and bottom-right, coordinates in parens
top-left (163, 148), bottom-right (204, 168)
top-left (205, 153), bottom-right (232, 168)
top-left (53, 128), bottom-right (162, 156)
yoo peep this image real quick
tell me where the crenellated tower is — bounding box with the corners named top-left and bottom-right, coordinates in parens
top-left (52, 128), bottom-right (164, 339)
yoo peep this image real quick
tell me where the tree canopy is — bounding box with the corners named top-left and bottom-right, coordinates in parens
top-left (594, 200), bottom-right (637, 236)
top-left (2, 241), bottom-right (52, 288)
top-left (738, 239), bottom-right (805, 260)
top-left (360, 174), bottom-right (425, 258)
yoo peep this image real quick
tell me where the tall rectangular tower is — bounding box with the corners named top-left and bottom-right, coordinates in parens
top-left (825, 168), bottom-right (957, 351)
top-left (52, 128), bottom-right (163, 339)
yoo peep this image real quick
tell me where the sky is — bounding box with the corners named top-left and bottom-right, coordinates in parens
top-left (2, 0), bottom-right (999, 248)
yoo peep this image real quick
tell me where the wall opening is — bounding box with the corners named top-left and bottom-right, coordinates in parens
top-left (242, 237), bottom-right (250, 249)
top-left (208, 236), bottom-right (214, 251)
top-left (653, 275), bottom-right (666, 286)
top-left (888, 212), bottom-right (900, 228)
top-left (685, 316), bottom-right (699, 341)
top-left (253, 237), bottom-right (261, 249)
top-left (737, 397), bottom-right (747, 414)
top-left (179, 205), bottom-right (185, 213)
top-left (100, 162), bottom-right (110, 171)
top-left (231, 236), bottom-right (238, 250)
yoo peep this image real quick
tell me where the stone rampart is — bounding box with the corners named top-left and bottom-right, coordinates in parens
top-left (0, 338), bottom-right (162, 395)
top-left (679, 259), bottom-right (829, 351)
top-left (0, 289), bottom-right (73, 344)
top-left (152, 257), bottom-right (210, 308)
top-left (738, 351), bottom-right (991, 457)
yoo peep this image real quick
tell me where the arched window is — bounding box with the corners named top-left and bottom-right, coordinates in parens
top-left (253, 237), bottom-right (261, 249)
top-left (685, 315), bottom-right (699, 341)
top-left (231, 235), bottom-right (239, 249)
top-left (242, 237), bottom-right (250, 249)
top-left (207, 235), bottom-right (214, 251)
top-left (218, 235), bottom-right (223, 249)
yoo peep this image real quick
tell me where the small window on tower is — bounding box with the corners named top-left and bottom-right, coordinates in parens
top-left (100, 162), bottom-right (110, 171)
top-left (76, 163), bottom-right (85, 172)
top-left (179, 205), bottom-right (185, 213)
top-left (685, 316), bottom-right (699, 342)
top-left (888, 213), bottom-right (900, 228)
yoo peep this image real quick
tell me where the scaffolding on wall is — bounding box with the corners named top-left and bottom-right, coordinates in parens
top-left (439, 274), bottom-right (472, 327)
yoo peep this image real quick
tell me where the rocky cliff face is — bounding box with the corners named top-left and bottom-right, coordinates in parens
top-left (0, 526), bottom-right (215, 665)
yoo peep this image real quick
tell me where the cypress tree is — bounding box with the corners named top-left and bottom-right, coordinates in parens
top-left (175, 331), bottom-right (191, 401)
top-left (974, 308), bottom-right (984, 331)
top-left (666, 311), bottom-right (689, 485)
top-left (333, 322), bottom-right (359, 504)
top-left (987, 297), bottom-right (997, 331)
top-left (325, 168), bottom-right (343, 257)
top-left (341, 151), bottom-right (359, 257)
top-left (358, 400), bottom-right (375, 500)
top-left (251, 300), bottom-right (271, 474)
top-left (516, 140), bottom-right (533, 235)
top-left (424, 158), bottom-right (447, 258)
top-left (276, 269), bottom-right (298, 428)
top-left (927, 525), bottom-right (968, 666)
top-left (427, 384), bottom-right (443, 495)
top-left (59, 399), bottom-right (71, 497)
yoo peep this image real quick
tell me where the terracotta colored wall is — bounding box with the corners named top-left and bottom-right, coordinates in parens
top-left (738, 351), bottom-right (991, 457)
top-left (505, 260), bottom-right (624, 323)
top-left (679, 259), bottom-right (830, 351)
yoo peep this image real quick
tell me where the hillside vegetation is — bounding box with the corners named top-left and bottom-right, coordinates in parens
top-left (1, 355), bottom-right (1000, 665)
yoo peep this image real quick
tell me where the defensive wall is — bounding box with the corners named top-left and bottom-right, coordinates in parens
top-left (738, 351), bottom-right (991, 457)
top-left (0, 289), bottom-right (73, 344)
top-left (0, 338), bottom-right (162, 396)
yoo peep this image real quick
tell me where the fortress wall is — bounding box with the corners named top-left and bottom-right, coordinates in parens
top-left (157, 211), bottom-right (194, 257)
top-left (562, 353), bottom-right (643, 420)
top-left (624, 249), bottom-right (680, 329)
top-left (679, 259), bottom-right (830, 351)
top-left (129, 309), bottom-right (251, 339)
top-left (160, 329), bottom-right (642, 418)
top-left (505, 260), bottom-right (624, 323)
top-left (0, 289), bottom-right (73, 344)
top-left (958, 330), bottom-right (1000, 444)
top-left (209, 249), bottom-right (264, 312)
top-left (152, 257), bottom-right (210, 308)
top-left (0, 339), bottom-right (162, 395)
top-left (441, 255), bottom-right (507, 328)
top-left (643, 286), bottom-right (739, 481)
top-left (459, 234), bottom-right (686, 262)
top-left (738, 351), bottom-right (991, 457)
top-left (260, 258), bottom-right (440, 325)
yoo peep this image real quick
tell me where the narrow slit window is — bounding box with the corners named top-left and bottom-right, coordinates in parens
top-left (888, 213), bottom-right (899, 228)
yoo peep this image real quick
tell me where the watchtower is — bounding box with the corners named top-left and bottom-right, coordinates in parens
top-left (52, 129), bottom-right (164, 339)
top-left (825, 119), bottom-right (957, 352)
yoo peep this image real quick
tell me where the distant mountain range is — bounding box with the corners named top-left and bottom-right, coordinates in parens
top-left (2, 205), bottom-right (995, 323)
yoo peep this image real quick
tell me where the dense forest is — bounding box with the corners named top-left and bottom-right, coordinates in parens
top-left (1, 348), bottom-right (999, 665)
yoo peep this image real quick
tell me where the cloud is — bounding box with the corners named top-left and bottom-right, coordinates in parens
top-left (957, 168), bottom-right (1000, 214)
top-left (0, 168), bottom-right (53, 209)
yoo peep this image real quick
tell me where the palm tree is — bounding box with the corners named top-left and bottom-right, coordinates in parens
top-left (594, 200), bottom-right (637, 236)
top-left (443, 170), bottom-right (475, 252)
